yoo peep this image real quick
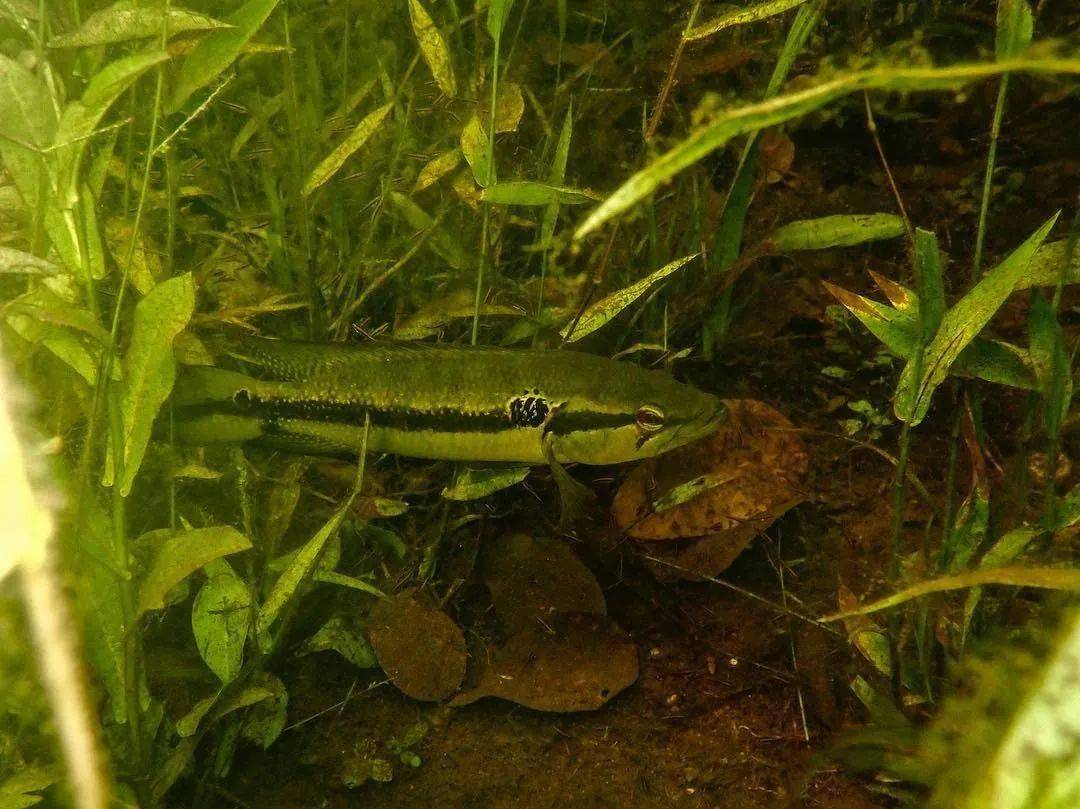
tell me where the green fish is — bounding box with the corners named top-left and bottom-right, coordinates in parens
top-left (173, 339), bottom-right (725, 519)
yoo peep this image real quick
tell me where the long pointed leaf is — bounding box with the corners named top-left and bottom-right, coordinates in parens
top-left (894, 214), bottom-right (1058, 424)
top-left (575, 58), bottom-right (1080, 240)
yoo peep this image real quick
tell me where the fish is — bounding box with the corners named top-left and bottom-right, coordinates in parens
top-left (172, 338), bottom-right (726, 520)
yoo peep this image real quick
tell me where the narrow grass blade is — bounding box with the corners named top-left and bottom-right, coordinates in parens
top-left (913, 228), bottom-right (945, 340)
top-left (303, 101), bottom-right (393, 196)
top-left (686, 0), bottom-right (808, 42)
top-left (562, 254), bottom-right (698, 341)
top-left (487, 0), bottom-right (516, 42)
top-left (481, 182), bottom-right (598, 206)
top-left (575, 58), bottom-right (1080, 240)
top-left (1029, 291), bottom-right (1072, 431)
top-left (824, 567), bottom-right (1080, 621)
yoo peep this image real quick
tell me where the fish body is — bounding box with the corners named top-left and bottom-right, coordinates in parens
top-left (173, 339), bottom-right (725, 466)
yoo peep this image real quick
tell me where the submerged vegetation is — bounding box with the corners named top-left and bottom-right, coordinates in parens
top-left (1, 0), bottom-right (1078, 806)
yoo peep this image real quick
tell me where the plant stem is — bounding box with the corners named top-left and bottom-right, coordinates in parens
top-left (972, 76), bottom-right (1009, 280)
top-left (887, 420), bottom-right (913, 706)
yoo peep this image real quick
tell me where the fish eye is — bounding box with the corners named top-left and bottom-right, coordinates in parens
top-left (635, 405), bottom-right (665, 433)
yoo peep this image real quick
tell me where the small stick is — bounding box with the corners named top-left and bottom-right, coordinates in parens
top-left (864, 92), bottom-right (915, 247)
top-left (645, 1), bottom-right (704, 141)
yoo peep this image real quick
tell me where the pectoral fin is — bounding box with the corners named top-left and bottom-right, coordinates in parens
top-left (544, 435), bottom-right (596, 528)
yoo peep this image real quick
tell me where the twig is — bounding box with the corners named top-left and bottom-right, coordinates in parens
top-left (863, 92), bottom-right (914, 247)
top-left (645, 1), bottom-right (703, 141)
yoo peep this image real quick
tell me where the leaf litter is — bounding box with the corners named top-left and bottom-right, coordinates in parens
top-left (613, 399), bottom-right (809, 580)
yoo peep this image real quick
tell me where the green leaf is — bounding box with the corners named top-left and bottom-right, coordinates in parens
top-left (1028, 292), bottom-right (1072, 434)
top-left (168, 0), bottom-right (280, 113)
top-left (239, 672), bottom-right (287, 748)
top-left (442, 465), bottom-right (530, 501)
top-left (562, 253), bottom-right (698, 342)
top-left (574, 57), bottom-right (1080, 240)
top-left (686, 0), bottom-right (809, 42)
top-left (0, 767), bottom-right (60, 809)
top-left (408, 0), bottom-right (456, 97)
top-left (913, 228), bottom-right (945, 340)
top-left (192, 560), bottom-right (251, 683)
top-left (136, 526), bottom-right (252, 616)
top-left (105, 216), bottom-right (163, 295)
top-left (481, 181), bottom-right (598, 206)
top-left (303, 614), bottom-right (379, 668)
top-left (995, 0), bottom-right (1034, 61)
top-left (824, 280), bottom-right (1037, 391)
top-left (303, 101), bottom-right (394, 197)
top-left (257, 502), bottom-right (350, 643)
top-left (540, 102), bottom-right (574, 246)
top-left (765, 213), bottom-right (905, 252)
top-left (1019, 240), bottom-right (1080, 289)
top-left (48, 1), bottom-right (231, 48)
top-left (825, 567), bottom-right (1080, 621)
top-left (0, 54), bottom-right (57, 208)
top-left (460, 113), bottom-right (495, 187)
top-left (0, 247), bottom-right (58, 275)
top-left (176, 683), bottom-right (274, 738)
top-left (963, 609), bottom-right (1080, 808)
top-left (487, 0), bottom-right (516, 42)
top-left (388, 191), bottom-right (467, 270)
top-left (115, 273), bottom-right (195, 494)
top-left (315, 570), bottom-right (387, 598)
top-left (894, 214), bottom-right (1057, 424)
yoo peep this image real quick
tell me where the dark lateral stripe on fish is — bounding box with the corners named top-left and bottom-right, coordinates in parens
top-left (174, 399), bottom-right (634, 436)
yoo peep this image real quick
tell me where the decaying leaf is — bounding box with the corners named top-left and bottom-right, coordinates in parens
top-left (451, 613), bottom-right (637, 712)
top-left (493, 82), bottom-right (525, 132)
top-left (413, 148), bottom-right (462, 192)
top-left (304, 101), bottom-right (394, 196)
top-left (407, 0), bottom-right (456, 96)
top-left (614, 399), bottom-right (808, 540)
top-left (480, 534), bottom-right (606, 633)
top-left (613, 400), bottom-right (808, 579)
top-left (368, 590), bottom-right (466, 701)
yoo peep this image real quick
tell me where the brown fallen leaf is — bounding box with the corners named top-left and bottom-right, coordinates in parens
top-left (613, 399), bottom-right (809, 578)
top-left (642, 525), bottom-right (760, 583)
top-left (368, 590), bottom-right (466, 702)
top-left (450, 613), bottom-right (638, 712)
top-left (481, 534), bottom-right (606, 633)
